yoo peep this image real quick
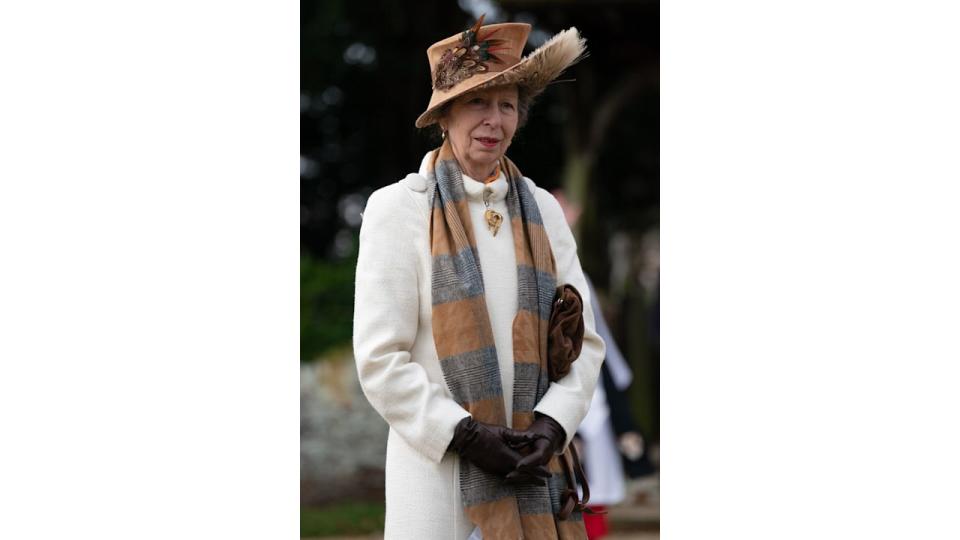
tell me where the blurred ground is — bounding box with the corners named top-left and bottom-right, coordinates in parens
top-left (607, 470), bottom-right (661, 538)
top-left (302, 470), bottom-right (660, 539)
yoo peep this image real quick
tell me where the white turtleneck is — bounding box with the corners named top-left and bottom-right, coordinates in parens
top-left (461, 171), bottom-right (520, 425)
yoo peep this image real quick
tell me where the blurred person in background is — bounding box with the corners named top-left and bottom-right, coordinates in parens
top-left (554, 190), bottom-right (648, 540)
top-left (353, 16), bottom-right (606, 540)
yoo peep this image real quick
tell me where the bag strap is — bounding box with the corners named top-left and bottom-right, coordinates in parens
top-left (557, 442), bottom-right (607, 520)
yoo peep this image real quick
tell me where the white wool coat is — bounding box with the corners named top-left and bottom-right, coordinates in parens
top-left (353, 152), bottom-right (605, 539)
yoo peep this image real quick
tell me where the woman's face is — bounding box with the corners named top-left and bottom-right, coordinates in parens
top-left (441, 85), bottom-right (519, 178)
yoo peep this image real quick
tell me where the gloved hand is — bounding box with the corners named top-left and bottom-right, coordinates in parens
top-left (501, 413), bottom-right (567, 483)
top-left (449, 416), bottom-right (551, 484)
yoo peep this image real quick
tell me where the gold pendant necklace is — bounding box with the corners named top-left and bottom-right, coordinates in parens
top-left (483, 189), bottom-right (503, 236)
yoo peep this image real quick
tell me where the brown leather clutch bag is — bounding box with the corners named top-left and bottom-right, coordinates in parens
top-left (547, 283), bottom-right (602, 520)
top-left (547, 284), bottom-right (585, 382)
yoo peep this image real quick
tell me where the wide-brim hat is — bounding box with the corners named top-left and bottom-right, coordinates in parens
top-left (415, 16), bottom-right (587, 128)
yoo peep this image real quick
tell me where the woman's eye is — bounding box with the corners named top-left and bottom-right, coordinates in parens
top-left (501, 102), bottom-right (516, 111)
top-left (469, 98), bottom-right (485, 105)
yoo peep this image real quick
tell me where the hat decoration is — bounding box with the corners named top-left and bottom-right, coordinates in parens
top-left (433, 15), bottom-right (508, 91)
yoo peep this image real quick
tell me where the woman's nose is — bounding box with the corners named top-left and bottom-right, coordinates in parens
top-left (483, 109), bottom-right (502, 128)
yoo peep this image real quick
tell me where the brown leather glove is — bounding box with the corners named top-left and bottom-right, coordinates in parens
top-left (501, 413), bottom-right (567, 483)
top-left (449, 417), bottom-right (550, 484)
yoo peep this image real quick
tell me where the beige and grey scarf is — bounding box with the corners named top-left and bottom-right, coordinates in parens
top-left (428, 139), bottom-right (587, 539)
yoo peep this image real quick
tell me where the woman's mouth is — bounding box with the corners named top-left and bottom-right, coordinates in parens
top-left (475, 137), bottom-right (500, 148)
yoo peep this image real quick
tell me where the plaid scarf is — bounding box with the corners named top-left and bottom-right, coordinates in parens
top-left (428, 139), bottom-right (587, 539)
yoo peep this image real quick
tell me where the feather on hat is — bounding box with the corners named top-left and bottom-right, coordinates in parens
top-left (415, 16), bottom-right (587, 128)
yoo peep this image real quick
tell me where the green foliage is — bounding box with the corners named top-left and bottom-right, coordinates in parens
top-left (301, 252), bottom-right (356, 362)
top-left (301, 502), bottom-right (385, 537)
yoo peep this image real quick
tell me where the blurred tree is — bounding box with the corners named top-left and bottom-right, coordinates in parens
top-left (301, 252), bottom-right (356, 362)
top-left (301, 0), bottom-right (466, 256)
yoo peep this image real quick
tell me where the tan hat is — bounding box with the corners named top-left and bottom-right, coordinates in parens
top-left (415, 15), bottom-right (587, 128)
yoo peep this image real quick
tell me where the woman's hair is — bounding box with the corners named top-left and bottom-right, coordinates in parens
top-left (425, 84), bottom-right (535, 141)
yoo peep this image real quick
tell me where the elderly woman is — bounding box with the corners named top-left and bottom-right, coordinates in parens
top-left (353, 17), bottom-right (605, 540)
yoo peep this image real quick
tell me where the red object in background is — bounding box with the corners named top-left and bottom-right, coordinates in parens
top-left (584, 505), bottom-right (608, 539)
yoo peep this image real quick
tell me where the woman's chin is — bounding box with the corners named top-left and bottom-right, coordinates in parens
top-left (470, 147), bottom-right (502, 163)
